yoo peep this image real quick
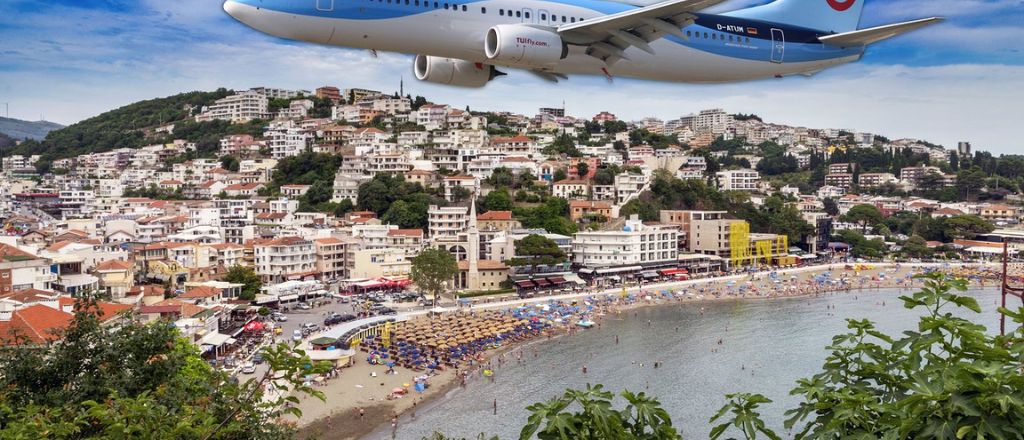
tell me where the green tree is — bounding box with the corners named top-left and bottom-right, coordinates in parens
top-left (508, 234), bottom-right (566, 273)
top-left (942, 214), bottom-right (994, 240)
top-left (410, 248), bottom-right (459, 307)
top-left (553, 168), bottom-right (568, 182)
top-left (223, 265), bottom-right (262, 300)
top-left (219, 155), bottom-right (240, 172)
top-left (382, 200), bottom-right (429, 229)
top-left (822, 198), bottom-right (839, 217)
top-left (0, 298), bottom-right (327, 439)
top-left (521, 384), bottom-right (681, 440)
top-left (575, 162), bottom-right (589, 179)
top-left (842, 204), bottom-right (884, 233)
top-left (901, 235), bottom-right (932, 258)
top-left (479, 189), bottom-right (513, 213)
top-left (956, 166), bottom-right (987, 200)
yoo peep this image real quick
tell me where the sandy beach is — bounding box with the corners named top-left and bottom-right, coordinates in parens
top-left (292, 261), bottom-right (999, 440)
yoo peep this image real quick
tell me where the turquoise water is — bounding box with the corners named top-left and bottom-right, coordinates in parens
top-left (370, 288), bottom-right (1003, 439)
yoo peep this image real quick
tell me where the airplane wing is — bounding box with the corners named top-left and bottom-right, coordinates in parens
top-left (557, 0), bottom-right (728, 64)
top-left (818, 17), bottom-right (943, 47)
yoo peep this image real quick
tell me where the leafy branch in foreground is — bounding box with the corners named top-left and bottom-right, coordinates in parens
top-left (715, 271), bottom-right (1024, 440)
top-left (0, 299), bottom-right (328, 439)
top-left (520, 384), bottom-right (681, 440)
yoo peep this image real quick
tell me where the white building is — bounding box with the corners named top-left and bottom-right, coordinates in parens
top-left (571, 216), bottom-right (679, 270)
top-left (196, 90), bottom-right (270, 123)
top-left (265, 120), bottom-right (310, 159)
top-left (253, 236), bottom-right (316, 284)
top-left (716, 169), bottom-right (760, 192)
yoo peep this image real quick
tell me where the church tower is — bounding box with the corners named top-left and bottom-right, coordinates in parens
top-left (466, 197), bottom-right (481, 290)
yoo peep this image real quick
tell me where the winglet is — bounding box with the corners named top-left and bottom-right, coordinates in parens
top-left (818, 17), bottom-right (943, 47)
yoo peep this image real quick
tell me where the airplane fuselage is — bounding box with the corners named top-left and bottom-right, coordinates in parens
top-left (224, 0), bottom-right (865, 83)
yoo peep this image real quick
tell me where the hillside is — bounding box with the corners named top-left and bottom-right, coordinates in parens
top-left (6, 89), bottom-right (234, 164)
top-left (0, 132), bottom-right (13, 150)
top-left (0, 117), bottom-right (63, 141)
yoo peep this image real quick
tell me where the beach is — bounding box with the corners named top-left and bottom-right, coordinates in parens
top-left (292, 262), bottom-right (1000, 440)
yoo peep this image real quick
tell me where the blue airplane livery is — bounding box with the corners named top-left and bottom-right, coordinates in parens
top-left (223, 0), bottom-right (941, 86)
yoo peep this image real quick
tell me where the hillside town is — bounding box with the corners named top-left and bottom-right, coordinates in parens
top-left (0, 84), bottom-right (1021, 358)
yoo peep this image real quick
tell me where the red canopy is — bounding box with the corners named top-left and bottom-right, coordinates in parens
top-left (244, 321), bottom-right (265, 332)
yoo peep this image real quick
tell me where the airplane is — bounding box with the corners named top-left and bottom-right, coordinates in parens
top-left (222, 0), bottom-right (941, 86)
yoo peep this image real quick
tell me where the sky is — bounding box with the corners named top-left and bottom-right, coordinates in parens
top-left (0, 0), bottom-right (1022, 153)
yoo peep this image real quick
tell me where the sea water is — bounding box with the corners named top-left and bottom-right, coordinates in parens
top-left (369, 288), bottom-right (1002, 439)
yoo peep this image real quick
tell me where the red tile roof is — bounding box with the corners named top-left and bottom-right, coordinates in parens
top-left (477, 211), bottom-right (513, 221)
top-left (0, 304), bottom-right (72, 345)
top-left (96, 259), bottom-right (133, 271)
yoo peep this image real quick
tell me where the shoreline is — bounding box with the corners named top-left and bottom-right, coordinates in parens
top-left (295, 262), bottom-right (999, 440)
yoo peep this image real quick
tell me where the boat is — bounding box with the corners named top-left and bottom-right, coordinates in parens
top-left (576, 320), bottom-right (595, 329)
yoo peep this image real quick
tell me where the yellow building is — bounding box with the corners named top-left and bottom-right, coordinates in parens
top-left (95, 259), bottom-right (135, 302)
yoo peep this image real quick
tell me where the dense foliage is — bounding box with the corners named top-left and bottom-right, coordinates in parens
top-left (357, 174), bottom-right (447, 229)
top-left (223, 265), bottom-right (263, 301)
top-left (0, 299), bottom-right (327, 439)
top-left (513, 197), bottom-right (578, 236)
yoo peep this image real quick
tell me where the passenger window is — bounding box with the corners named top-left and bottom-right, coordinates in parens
top-left (443, 3), bottom-right (448, 9)
top-left (703, 32), bottom-right (708, 38)
top-left (462, 5), bottom-right (466, 11)
top-left (561, 16), bottom-right (566, 22)
top-left (480, 6), bottom-right (485, 13)
top-left (541, 13), bottom-right (546, 20)
top-left (570, 17), bottom-right (576, 23)
top-left (525, 11), bottom-right (530, 18)
top-left (686, 30), bottom-right (691, 37)
top-left (499, 9), bottom-right (503, 15)
top-left (515, 10), bottom-right (521, 17)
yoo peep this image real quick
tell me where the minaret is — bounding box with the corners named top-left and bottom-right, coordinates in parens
top-left (466, 196), bottom-right (480, 290)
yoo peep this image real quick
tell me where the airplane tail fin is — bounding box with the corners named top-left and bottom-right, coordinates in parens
top-left (722, 0), bottom-right (865, 33)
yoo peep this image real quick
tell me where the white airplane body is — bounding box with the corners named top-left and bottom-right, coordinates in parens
top-left (223, 0), bottom-right (940, 86)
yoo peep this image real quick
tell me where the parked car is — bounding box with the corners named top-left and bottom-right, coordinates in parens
top-left (241, 362), bottom-right (256, 374)
top-left (296, 302), bottom-right (311, 310)
top-left (252, 352), bottom-right (264, 365)
top-left (302, 322), bottom-right (320, 332)
top-left (324, 314), bottom-right (343, 326)
top-left (375, 307), bottom-right (397, 316)
top-left (292, 329), bottom-right (303, 342)
top-left (271, 313), bottom-right (288, 322)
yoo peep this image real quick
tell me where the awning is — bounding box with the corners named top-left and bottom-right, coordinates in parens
top-left (515, 280), bottom-right (535, 288)
top-left (563, 274), bottom-right (586, 285)
top-left (200, 332), bottom-right (232, 347)
top-left (659, 268), bottom-right (688, 276)
top-left (547, 276), bottom-right (567, 284)
top-left (800, 254), bottom-right (817, 259)
top-left (595, 265), bottom-right (643, 275)
top-left (534, 278), bottom-right (551, 287)
top-left (578, 268), bottom-right (595, 274)
top-left (640, 271), bottom-right (659, 279)
top-left (355, 279), bottom-right (385, 288)
top-left (279, 294), bottom-right (299, 301)
top-left (254, 294), bottom-right (278, 304)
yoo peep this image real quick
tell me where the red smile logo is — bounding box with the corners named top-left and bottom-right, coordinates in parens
top-left (827, 0), bottom-right (856, 11)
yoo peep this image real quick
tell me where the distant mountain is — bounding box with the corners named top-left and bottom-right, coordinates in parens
top-left (0, 116), bottom-right (64, 141)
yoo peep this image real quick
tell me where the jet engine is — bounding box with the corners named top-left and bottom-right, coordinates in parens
top-left (413, 55), bottom-right (502, 87)
top-left (485, 24), bottom-right (567, 68)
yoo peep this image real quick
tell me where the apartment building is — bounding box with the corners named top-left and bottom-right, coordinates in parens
top-left (195, 90), bottom-right (270, 123)
top-left (428, 205), bottom-right (469, 238)
top-left (253, 236), bottom-right (316, 283)
top-left (716, 169), bottom-right (760, 191)
top-left (571, 216), bottom-right (679, 271)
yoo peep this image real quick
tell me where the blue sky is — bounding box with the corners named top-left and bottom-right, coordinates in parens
top-left (1, 0), bottom-right (1022, 153)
